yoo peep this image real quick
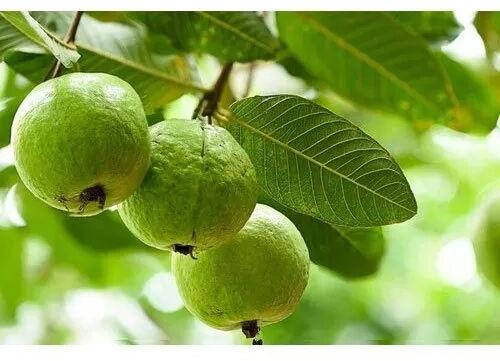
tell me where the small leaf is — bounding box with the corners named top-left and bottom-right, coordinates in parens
top-left (134, 11), bottom-right (281, 62)
top-left (0, 11), bottom-right (79, 66)
top-left (389, 11), bottom-right (462, 44)
top-left (276, 12), bottom-right (458, 123)
top-left (227, 95), bottom-right (417, 227)
top-left (262, 195), bottom-right (385, 279)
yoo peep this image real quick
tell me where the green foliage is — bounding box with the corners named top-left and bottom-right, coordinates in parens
top-left (261, 195), bottom-right (385, 279)
top-left (0, 11), bottom-right (79, 66)
top-left (227, 95), bottom-right (417, 227)
top-left (134, 11), bottom-right (280, 62)
top-left (276, 12), bottom-right (457, 124)
top-left (5, 12), bottom-right (204, 113)
top-left (0, 10), bottom-right (499, 345)
top-left (389, 11), bottom-right (462, 44)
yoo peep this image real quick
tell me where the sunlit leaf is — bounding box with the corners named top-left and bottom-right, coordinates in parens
top-left (227, 95), bottom-right (417, 227)
top-left (5, 12), bottom-right (205, 113)
top-left (276, 12), bottom-right (458, 123)
top-left (389, 11), bottom-right (462, 44)
top-left (0, 11), bottom-right (79, 66)
top-left (135, 11), bottom-right (280, 62)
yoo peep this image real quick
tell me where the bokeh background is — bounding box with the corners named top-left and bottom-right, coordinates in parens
top-left (1, 10), bottom-right (500, 344)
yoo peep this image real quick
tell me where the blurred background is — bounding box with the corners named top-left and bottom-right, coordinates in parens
top-left (1, 10), bottom-right (500, 344)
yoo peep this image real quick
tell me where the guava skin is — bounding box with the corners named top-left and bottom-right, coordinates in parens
top-left (11, 72), bottom-right (151, 216)
top-left (172, 204), bottom-right (310, 332)
top-left (473, 193), bottom-right (500, 289)
top-left (118, 119), bottom-right (258, 252)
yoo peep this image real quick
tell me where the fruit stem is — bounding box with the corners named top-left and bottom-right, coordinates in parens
top-left (192, 62), bottom-right (234, 124)
top-left (44, 11), bottom-right (84, 80)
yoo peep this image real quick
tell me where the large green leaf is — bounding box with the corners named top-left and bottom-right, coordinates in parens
top-left (226, 95), bottom-right (417, 227)
top-left (262, 195), bottom-right (385, 279)
top-left (276, 12), bottom-right (458, 124)
top-left (389, 11), bottom-right (462, 44)
top-left (5, 12), bottom-right (205, 113)
top-left (438, 52), bottom-right (499, 133)
top-left (134, 11), bottom-right (280, 62)
top-left (0, 11), bottom-right (79, 66)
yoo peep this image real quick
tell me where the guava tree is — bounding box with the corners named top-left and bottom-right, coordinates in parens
top-left (0, 11), bottom-right (499, 345)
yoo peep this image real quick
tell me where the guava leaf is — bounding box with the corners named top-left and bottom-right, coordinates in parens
top-left (227, 95), bottom-right (417, 227)
top-left (0, 11), bottom-right (79, 66)
top-left (5, 12), bottom-right (205, 113)
top-left (134, 11), bottom-right (280, 62)
top-left (388, 11), bottom-right (462, 44)
top-left (438, 52), bottom-right (500, 134)
top-left (276, 12), bottom-right (458, 124)
top-left (261, 195), bottom-right (385, 279)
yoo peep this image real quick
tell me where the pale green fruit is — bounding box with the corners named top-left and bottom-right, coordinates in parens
top-left (118, 119), bottom-right (258, 253)
top-left (11, 72), bottom-right (150, 216)
top-left (473, 193), bottom-right (500, 289)
top-left (172, 204), bottom-right (310, 337)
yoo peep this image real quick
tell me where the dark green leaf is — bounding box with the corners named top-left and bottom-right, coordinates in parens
top-left (135, 11), bottom-right (280, 62)
top-left (0, 11), bottom-right (79, 66)
top-left (6, 12), bottom-right (205, 113)
top-left (261, 195), bottom-right (385, 279)
top-left (389, 11), bottom-right (462, 44)
top-left (227, 95), bottom-right (417, 227)
top-left (276, 12), bottom-right (458, 123)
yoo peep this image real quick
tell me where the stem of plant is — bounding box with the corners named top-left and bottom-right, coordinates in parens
top-left (192, 62), bottom-right (234, 124)
top-left (242, 62), bottom-right (256, 98)
top-left (44, 11), bottom-right (84, 81)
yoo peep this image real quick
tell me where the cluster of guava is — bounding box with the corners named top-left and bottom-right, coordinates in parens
top-left (11, 73), bottom-right (310, 341)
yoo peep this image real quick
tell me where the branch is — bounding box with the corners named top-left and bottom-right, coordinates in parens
top-left (44, 11), bottom-right (84, 80)
top-left (192, 62), bottom-right (234, 124)
top-left (242, 62), bottom-right (256, 98)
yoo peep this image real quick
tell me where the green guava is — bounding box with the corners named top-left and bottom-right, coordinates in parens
top-left (473, 193), bottom-right (500, 289)
top-left (11, 72), bottom-right (150, 216)
top-left (118, 119), bottom-right (258, 254)
top-left (172, 204), bottom-right (310, 338)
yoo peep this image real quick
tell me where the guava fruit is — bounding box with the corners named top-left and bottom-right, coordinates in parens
top-left (473, 193), bottom-right (500, 289)
top-left (118, 119), bottom-right (258, 254)
top-left (172, 204), bottom-right (310, 338)
top-left (11, 72), bottom-right (150, 216)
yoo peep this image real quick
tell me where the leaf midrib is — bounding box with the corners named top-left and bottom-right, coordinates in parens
top-left (197, 11), bottom-right (277, 55)
top-left (76, 42), bottom-right (207, 93)
top-left (231, 113), bottom-right (415, 215)
top-left (295, 12), bottom-right (441, 113)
